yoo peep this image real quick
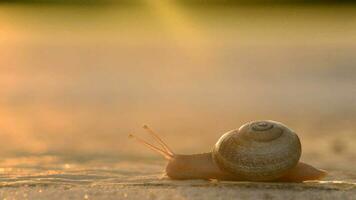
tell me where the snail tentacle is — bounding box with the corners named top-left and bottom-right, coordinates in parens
top-left (129, 134), bottom-right (173, 159)
top-left (142, 124), bottom-right (175, 156)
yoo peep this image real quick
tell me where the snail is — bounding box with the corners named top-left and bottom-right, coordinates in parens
top-left (130, 120), bottom-right (327, 182)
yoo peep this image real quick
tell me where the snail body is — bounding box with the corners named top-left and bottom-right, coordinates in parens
top-left (130, 120), bottom-right (327, 182)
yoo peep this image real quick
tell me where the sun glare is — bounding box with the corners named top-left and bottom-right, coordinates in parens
top-left (144, 0), bottom-right (213, 65)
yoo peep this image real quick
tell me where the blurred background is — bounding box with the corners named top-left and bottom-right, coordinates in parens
top-left (0, 0), bottom-right (355, 176)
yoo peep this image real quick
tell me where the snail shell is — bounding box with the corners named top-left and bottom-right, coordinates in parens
top-left (212, 120), bottom-right (301, 181)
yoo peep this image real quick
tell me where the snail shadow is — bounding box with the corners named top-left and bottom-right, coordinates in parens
top-left (140, 176), bottom-right (356, 199)
top-left (154, 176), bottom-right (355, 190)
top-left (133, 170), bottom-right (356, 189)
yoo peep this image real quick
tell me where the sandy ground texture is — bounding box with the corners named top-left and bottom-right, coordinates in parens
top-left (1, 180), bottom-right (356, 200)
top-left (0, 162), bottom-right (355, 200)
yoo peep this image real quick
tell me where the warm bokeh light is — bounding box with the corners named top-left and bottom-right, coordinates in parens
top-left (0, 1), bottom-right (355, 174)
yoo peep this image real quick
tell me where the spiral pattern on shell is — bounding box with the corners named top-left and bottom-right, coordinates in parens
top-left (212, 120), bottom-right (301, 181)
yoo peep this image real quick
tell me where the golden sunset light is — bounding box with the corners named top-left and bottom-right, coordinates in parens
top-left (0, 0), bottom-right (355, 199)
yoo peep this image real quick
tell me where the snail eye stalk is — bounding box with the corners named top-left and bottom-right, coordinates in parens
top-left (142, 124), bottom-right (174, 156)
top-left (129, 124), bottom-right (175, 160)
top-left (129, 134), bottom-right (173, 159)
